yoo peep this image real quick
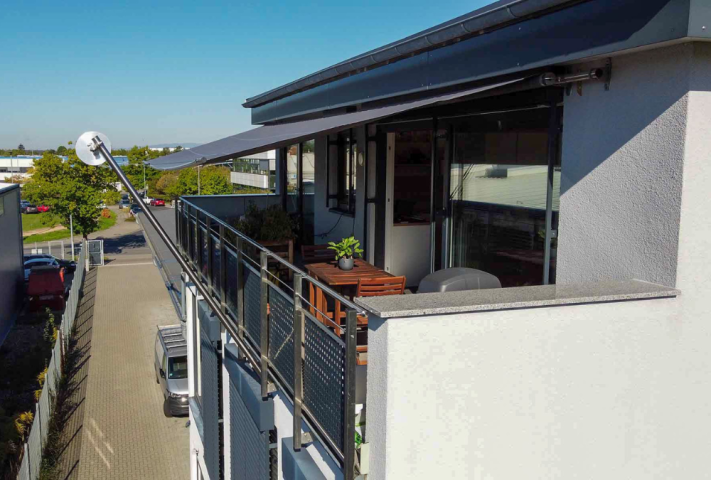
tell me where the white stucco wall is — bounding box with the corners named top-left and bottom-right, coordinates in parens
top-left (367, 42), bottom-right (711, 479)
top-left (366, 293), bottom-right (711, 479)
top-left (557, 43), bottom-right (691, 287)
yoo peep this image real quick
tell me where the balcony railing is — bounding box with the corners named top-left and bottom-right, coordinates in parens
top-left (176, 198), bottom-right (364, 479)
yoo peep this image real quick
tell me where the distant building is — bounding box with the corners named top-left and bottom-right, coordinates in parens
top-left (0, 183), bottom-right (23, 347)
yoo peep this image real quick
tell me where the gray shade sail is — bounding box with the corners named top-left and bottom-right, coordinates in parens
top-left (148, 78), bottom-right (524, 171)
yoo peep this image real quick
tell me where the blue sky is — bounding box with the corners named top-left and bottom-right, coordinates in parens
top-left (0, 0), bottom-right (488, 149)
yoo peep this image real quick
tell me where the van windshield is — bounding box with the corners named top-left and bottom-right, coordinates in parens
top-left (168, 356), bottom-right (188, 379)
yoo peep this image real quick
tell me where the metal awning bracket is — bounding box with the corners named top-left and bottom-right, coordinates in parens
top-left (604, 58), bottom-right (612, 91)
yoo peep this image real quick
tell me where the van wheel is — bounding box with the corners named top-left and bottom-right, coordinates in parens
top-left (163, 399), bottom-right (172, 418)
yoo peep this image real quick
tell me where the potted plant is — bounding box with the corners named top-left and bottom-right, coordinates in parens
top-left (233, 203), bottom-right (297, 266)
top-left (328, 236), bottom-right (364, 271)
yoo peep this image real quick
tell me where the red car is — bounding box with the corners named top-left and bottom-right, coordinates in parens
top-left (150, 199), bottom-right (165, 207)
top-left (37, 205), bottom-right (50, 213)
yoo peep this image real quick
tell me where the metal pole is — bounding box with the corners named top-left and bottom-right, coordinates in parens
top-left (293, 273), bottom-right (304, 451)
top-left (343, 309), bottom-right (358, 480)
top-left (259, 250), bottom-right (269, 399)
top-left (90, 137), bottom-right (261, 373)
top-left (70, 214), bottom-right (75, 261)
top-left (543, 102), bottom-right (561, 285)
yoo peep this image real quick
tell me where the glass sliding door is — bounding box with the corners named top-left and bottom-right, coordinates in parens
top-left (447, 107), bottom-right (560, 287)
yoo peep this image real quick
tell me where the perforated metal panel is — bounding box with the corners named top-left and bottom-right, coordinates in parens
top-left (303, 313), bottom-right (346, 451)
top-left (200, 324), bottom-right (221, 480)
top-left (268, 286), bottom-right (294, 392)
top-left (225, 248), bottom-right (238, 318)
top-left (244, 265), bottom-right (262, 349)
top-left (229, 375), bottom-right (270, 480)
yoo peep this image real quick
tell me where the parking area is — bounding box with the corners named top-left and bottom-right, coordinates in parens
top-left (60, 220), bottom-right (189, 479)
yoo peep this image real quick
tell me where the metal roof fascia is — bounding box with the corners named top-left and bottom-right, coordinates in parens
top-left (242, 0), bottom-right (575, 108)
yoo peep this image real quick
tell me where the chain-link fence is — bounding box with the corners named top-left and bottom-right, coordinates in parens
top-left (17, 241), bottom-right (87, 480)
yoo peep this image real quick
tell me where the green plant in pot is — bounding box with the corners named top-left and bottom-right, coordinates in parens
top-left (328, 236), bottom-right (363, 271)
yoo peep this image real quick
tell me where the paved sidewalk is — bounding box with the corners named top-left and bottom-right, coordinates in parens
top-left (56, 218), bottom-right (189, 479)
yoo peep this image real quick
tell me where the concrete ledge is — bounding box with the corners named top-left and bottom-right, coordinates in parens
top-left (198, 300), bottom-right (221, 341)
top-left (281, 437), bottom-right (327, 480)
top-left (356, 279), bottom-right (679, 318)
top-left (223, 343), bottom-right (274, 432)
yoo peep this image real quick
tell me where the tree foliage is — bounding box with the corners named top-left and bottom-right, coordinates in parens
top-left (165, 166), bottom-right (232, 197)
top-left (22, 152), bottom-right (118, 238)
top-left (121, 146), bottom-right (163, 191)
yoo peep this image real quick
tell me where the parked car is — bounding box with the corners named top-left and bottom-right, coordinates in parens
top-left (26, 265), bottom-right (66, 312)
top-left (24, 257), bottom-right (60, 282)
top-left (22, 204), bottom-right (38, 214)
top-left (118, 199), bottom-right (131, 209)
top-left (154, 325), bottom-right (188, 417)
top-left (130, 204), bottom-right (142, 216)
top-left (150, 198), bottom-right (165, 207)
top-left (23, 254), bottom-right (76, 273)
top-left (37, 205), bottom-right (50, 213)
top-left (143, 197), bottom-right (154, 205)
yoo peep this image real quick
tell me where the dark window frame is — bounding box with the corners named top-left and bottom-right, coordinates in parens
top-left (327, 129), bottom-right (357, 215)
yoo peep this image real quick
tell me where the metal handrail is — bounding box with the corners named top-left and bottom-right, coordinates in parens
top-left (177, 198), bottom-right (361, 478)
top-left (180, 197), bottom-right (367, 315)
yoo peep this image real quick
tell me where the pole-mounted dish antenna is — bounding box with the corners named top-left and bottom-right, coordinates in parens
top-left (76, 131), bottom-right (112, 166)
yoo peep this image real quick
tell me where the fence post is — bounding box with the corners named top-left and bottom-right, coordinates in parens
top-left (206, 216), bottom-right (213, 291)
top-left (343, 309), bottom-right (358, 480)
top-left (259, 250), bottom-right (269, 399)
top-left (218, 225), bottom-right (227, 314)
top-left (235, 237), bottom-right (245, 340)
top-left (293, 273), bottom-right (304, 450)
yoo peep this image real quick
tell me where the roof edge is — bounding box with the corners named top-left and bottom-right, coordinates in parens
top-left (243, 0), bottom-right (582, 108)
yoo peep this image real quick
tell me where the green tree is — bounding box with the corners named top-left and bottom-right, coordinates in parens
top-left (121, 146), bottom-right (166, 192)
top-left (56, 145), bottom-right (67, 154)
top-left (174, 146), bottom-right (183, 152)
top-left (170, 166), bottom-right (231, 197)
top-left (17, 144), bottom-right (25, 151)
top-left (22, 152), bottom-right (117, 239)
top-left (156, 172), bottom-right (179, 199)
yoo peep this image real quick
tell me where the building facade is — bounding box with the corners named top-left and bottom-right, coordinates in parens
top-left (0, 183), bottom-right (24, 346)
top-left (151, 1), bottom-right (711, 478)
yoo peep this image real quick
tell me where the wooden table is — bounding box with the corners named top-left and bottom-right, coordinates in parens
top-left (305, 259), bottom-right (392, 331)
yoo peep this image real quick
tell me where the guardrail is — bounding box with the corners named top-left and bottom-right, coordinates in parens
top-left (176, 198), bottom-right (363, 479)
top-left (18, 241), bottom-right (87, 480)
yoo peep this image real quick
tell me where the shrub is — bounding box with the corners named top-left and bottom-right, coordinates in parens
top-left (233, 203), bottom-right (296, 242)
top-left (14, 412), bottom-right (33, 442)
top-left (101, 208), bottom-right (111, 219)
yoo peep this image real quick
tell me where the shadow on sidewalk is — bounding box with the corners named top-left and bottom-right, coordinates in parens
top-left (55, 268), bottom-right (97, 480)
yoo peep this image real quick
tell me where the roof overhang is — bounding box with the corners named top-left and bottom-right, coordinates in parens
top-left (248, 0), bottom-right (709, 125)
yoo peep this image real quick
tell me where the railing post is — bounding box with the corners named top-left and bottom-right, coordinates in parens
top-left (176, 200), bottom-right (182, 255)
top-left (219, 225), bottom-right (227, 314)
top-left (260, 250), bottom-right (270, 399)
top-left (206, 216), bottom-right (213, 290)
top-left (194, 210), bottom-right (200, 269)
top-left (187, 206), bottom-right (193, 263)
top-left (343, 309), bottom-right (358, 480)
top-left (236, 237), bottom-right (245, 339)
top-left (293, 273), bottom-right (304, 450)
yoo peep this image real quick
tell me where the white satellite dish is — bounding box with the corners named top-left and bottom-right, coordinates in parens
top-left (76, 131), bottom-right (111, 166)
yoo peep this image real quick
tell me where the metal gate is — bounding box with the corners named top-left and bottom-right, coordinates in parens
top-left (47, 240), bottom-right (66, 259)
top-left (87, 240), bottom-right (104, 266)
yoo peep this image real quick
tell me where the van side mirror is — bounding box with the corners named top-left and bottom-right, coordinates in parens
top-left (159, 369), bottom-right (166, 379)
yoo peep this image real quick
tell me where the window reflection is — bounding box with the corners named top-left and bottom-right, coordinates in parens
top-left (449, 112), bottom-right (559, 287)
